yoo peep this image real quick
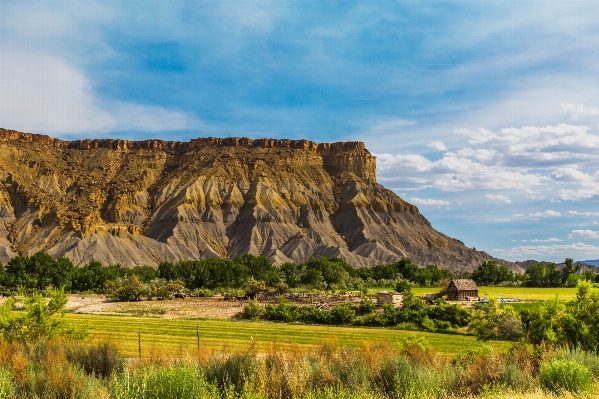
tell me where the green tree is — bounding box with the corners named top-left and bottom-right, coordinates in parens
top-left (4, 256), bottom-right (35, 289)
top-left (525, 262), bottom-right (562, 287)
top-left (560, 258), bottom-right (580, 286)
top-left (468, 297), bottom-right (522, 341)
top-left (105, 275), bottom-right (148, 301)
top-left (0, 290), bottom-right (76, 342)
top-left (471, 261), bottom-right (513, 285)
top-left (234, 254), bottom-right (280, 286)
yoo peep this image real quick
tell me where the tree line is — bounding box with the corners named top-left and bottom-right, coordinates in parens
top-left (468, 258), bottom-right (599, 287)
top-left (1, 253), bottom-right (597, 298)
top-left (0, 252), bottom-right (452, 296)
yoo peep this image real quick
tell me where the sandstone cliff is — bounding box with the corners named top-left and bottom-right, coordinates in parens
top-left (0, 128), bottom-right (515, 272)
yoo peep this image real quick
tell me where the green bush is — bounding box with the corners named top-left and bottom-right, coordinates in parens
top-left (551, 347), bottom-right (599, 378)
top-left (242, 299), bottom-right (263, 320)
top-left (330, 303), bottom-right (356, 324)
top-left (539, 359), bottom-right (593, 394)
top-left (358, 299), bottom-right (375, 315)
top-left (193, 288), bottom-right (213, 297)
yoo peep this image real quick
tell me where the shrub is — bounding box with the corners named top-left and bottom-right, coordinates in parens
top-left (551, 347), bottom-right (599, 378)
top-left (0, 290), bottom-right (74, 342)
top-left (539, 359), bottom-right (593, 394)
top-left (264, 298), bottom-right (300, 323)
top-left (357, 299), bottom-right (375, 315)
top-left (193, 288), bottom-right (214, 297)
top-left (205, 351), bottom-right (258, 396)
top-left (242, 299), bottom-right (263, 320)
top-left (330, 303), bottom-right (356, 325)
top-left (105, 275), bottom-right (148, 301)
top-left (66, 341), bottom-right (125, 378)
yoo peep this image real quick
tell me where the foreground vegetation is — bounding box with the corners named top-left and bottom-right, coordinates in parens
top-left (2, 288), bottom-right (599, 398)
top-left (0, 333), bottom-right (597, 398)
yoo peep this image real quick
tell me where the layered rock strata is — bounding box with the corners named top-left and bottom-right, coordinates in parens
top-left (0, 128), bottom-right (514, 272)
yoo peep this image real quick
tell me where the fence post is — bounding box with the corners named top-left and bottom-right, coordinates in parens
top-left (196, 325), bottom-right (200, 351)
top-left (138, 328), bottom-right (141, 361)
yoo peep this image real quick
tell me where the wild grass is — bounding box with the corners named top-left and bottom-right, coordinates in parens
top-left (0, 337), bottom-right (598, 398)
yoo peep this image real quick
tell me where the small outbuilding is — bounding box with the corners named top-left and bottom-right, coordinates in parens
top-left (447, 279), bottom-right (478, 301)
top-left (376, 291), bottom-right (403, 307)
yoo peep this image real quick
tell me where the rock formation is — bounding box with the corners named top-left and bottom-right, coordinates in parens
top-left (0, 128), bottom-right (517, 272)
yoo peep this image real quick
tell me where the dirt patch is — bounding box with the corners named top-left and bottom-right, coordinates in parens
top-left (65, 294), bottom-right (247, 319)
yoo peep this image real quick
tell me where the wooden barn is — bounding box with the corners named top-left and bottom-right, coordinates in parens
top-left (376, 291), bottom-right (403, 307)
top-left (447, 279), bottom-right (478, 301)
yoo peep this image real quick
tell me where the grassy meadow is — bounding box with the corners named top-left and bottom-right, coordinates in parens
top-left (64, 314), bottom-right (509, 358)
top-left (63, 286), bottom-right (578, 358)
top-left (405, 286), bottom-right (577, 301)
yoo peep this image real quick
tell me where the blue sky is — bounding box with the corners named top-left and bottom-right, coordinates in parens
top-left (1, 1), bottom-right (599, 263)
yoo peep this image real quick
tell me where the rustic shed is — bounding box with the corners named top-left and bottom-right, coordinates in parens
top-left (447, 279), bottom-right (478, 301)
top-left (376, 291), bottom-right (403, 307)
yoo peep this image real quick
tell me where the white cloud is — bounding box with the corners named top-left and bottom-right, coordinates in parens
top-left (494, 242), bottom-right (599, 257)
top-left (562, 102), bottom-right (599, 120)
top-left (529, 210), bottom-right (561, 218)
top-left (569, 211), bottom-right (599, 217)
top-left (551, 167), bottom-right (594, 182)
top-left (559, 185), bottom-right (599, 201)
top-left (376, 151), bottom-right (546, 191)
top-left (531, 238), bottom-right (563, 242)
top-left (569, 230), bottom-right (599, 239)
top-left (427, 141), bottom-right (447, 151)
top-left (457, 124), bottom-right (599, 167)
top-left (410, 198), bottom-right (450, 207)
top-left (485, 194), bottom-right (512, 204)
top-left (0, 52), bottom-right (200, 135)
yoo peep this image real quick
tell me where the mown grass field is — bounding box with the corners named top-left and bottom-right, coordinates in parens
top-left (405, 286), bottom-right (577, 301)
top-left (64, 313), bottom-right (509, 358)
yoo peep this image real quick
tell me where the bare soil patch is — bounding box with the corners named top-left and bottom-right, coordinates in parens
top-left (65, 294), bottom-right (247, 319)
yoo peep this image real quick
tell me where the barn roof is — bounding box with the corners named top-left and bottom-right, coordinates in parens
top-left (450, 279), bottom-right (478, 290)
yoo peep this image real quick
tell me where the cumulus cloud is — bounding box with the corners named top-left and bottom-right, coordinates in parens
top-left (529, 210), bottom-right (561, 218)
top-left (531, 238), bottom-right (563, 242)
top-left (551, 167), bottom-right (594, 182)
top-left (485, 194), bottom-right (512, 204)
top-left (376, 151), bottom-right (546, 191)
top-left (427, 141), bottom-right (447, 151)
top-left (569, 230), bottom-right (599, 239)
top-left (410, 198), bottom-right (450, 207)
top-left (562, 102), bottom-right (599, 120)
top-left (457, 124), bottom-right (599, 167)
top-left (559, 185), bottom-right (599, 201)
top-left (494, 242), bottom-right (599, 257)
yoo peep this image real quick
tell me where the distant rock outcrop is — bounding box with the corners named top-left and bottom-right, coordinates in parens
top-left (0, 128), bottom-right (519, 272)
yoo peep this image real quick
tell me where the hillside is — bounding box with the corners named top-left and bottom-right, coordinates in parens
top-left (0, 128), bottom-right (517, 272)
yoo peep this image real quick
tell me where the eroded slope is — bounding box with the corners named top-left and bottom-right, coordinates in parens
top-left (0, 128), bottom-right (510, 271)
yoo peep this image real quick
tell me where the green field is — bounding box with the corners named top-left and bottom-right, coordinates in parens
top-left (64, 313), bottom-right (508, 358)
top-left (407, 286), bottom-right (577, 301)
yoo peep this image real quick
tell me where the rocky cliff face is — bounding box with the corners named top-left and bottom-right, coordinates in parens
top-left (0, 128), bottom-right (515, 272)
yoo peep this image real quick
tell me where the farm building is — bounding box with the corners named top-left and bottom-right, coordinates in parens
top-left (447, 279), bottom-right (479, 301)
top-left (376, 291), bottom-right (403, 307)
